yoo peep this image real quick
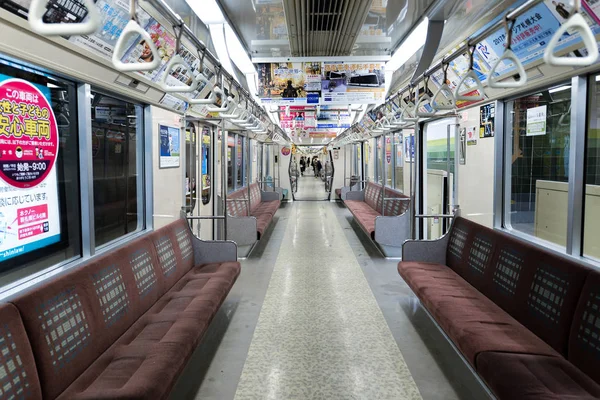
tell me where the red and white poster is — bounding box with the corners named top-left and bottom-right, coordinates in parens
top-left (0, 75), bottom-right (61, 261)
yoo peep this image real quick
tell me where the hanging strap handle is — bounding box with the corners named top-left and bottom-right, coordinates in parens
top-left (112, 0), bottom-right (160, 72)
top-left (543, 0), bottom-right (599, 67)
top-left (29, 0), bottom-right (101, 35)
top-left (416, 76), bottom-right (437, 117)
top-left (488, 17), bottom-right (528, 88)
top-left (403, 87), bottom-right (419, 122)
top-left (454, 46), bottom-right (486, 102)
top-left (159, 24), bottom-right (199, 93)
top-left (432, 64), bottom-right (456, 111)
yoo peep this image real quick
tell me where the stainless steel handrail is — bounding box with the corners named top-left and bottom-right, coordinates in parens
top-left (186, 216), bottom-right (226, 220)
top-left (415, 214), bottom-right (455, 219)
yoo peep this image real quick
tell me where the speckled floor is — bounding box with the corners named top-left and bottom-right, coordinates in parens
top-left (233, 202), bottom-right (422, 400)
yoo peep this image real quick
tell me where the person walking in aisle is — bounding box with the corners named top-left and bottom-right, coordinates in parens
top-left (299, 156), bottom-right (306, 176)
top-left (315, 158), bottom-right (322, 179)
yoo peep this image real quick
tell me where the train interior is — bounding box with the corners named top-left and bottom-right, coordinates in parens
top-left (1, 0), bottom-right (600, 399)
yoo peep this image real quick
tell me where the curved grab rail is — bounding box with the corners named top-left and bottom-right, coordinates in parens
top-left (402, 102), bottom-right (419, 122)
top-left (159, 55), bottom-right (199, 93)
top-left (29, 0), bottom-right (101, 35)
top-left (432, 84), bottom-right (455, 111)
top-left (112, 20), bottom-right (161, 72)
top-left (231, 109), bottom-right (251, 124)
top-left (220, 100), bottom-right (241, 119)
top-left (454, 70), bottom-right (486, 101)
top-left (543, 12), bottom-right (599, 66)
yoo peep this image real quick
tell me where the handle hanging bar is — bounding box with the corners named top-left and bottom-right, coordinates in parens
top-left (488, 17), bottom-right (528, 88)
top-left (432, 64), bottom-right (456, 111)
top-left (29, 0), bottom-right (101, 35)
top-left (159, 24), bottom-right (199, 93)
top-left (543, 0), bottom-right (599, 66)
top-left (416, 76), bottom-right (437, 117)
top-left (112, 0), bottom-right (161, 72)
top-left (402, 87), bottom-right (419, 122)
top-left (454, 46), bottom-right (486, 102)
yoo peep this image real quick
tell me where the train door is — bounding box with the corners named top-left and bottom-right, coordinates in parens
top-left (421, 118), bottom-right (458, 239)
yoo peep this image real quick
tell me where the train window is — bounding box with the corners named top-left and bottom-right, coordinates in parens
top-left (185, 123), bottom-right (197, 213)
top-left (227, 132), bottom-right (234, 193)
top-left (505, 83), bottom-right (571, 249)
top-left (385, 134), bottom-right (393, 187)
top-left (201, 125), bottom-right (211, 205)
top-left (90, 91), bottom-right (144, 248)
top-left (0, 60), bottom-right (81, 285)
top-left (236, 135), bottom-right (245, 188)
top-left (584, 75), bottom-right (600, 261)
top-left (394, 133), bottom-right (404, 192)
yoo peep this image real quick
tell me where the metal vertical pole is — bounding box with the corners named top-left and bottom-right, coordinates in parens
top-left (381, 135), bottom-right (385, 215)
top-left (410, 124), bottom-right (418, 240)
top-left (221, 119), bottom-right (227, 240)
top-left (211, 125), bottom-right (217, 239)
top-left (77, 83), bottom-right (95, 256)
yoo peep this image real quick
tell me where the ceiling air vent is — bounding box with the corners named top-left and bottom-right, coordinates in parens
top-left (283, 0), bottom-right (373, 57)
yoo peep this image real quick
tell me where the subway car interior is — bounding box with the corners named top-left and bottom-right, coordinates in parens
top-left (2, 0), bottom-right (600, 399)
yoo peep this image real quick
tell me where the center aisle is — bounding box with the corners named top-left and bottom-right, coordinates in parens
top-left (234, 201), bottom-right (422, 399)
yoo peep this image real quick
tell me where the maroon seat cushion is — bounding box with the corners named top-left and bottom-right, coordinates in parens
top-left (251, 200), bottom-right (279, 218)
top-left (226, 189), bottom-right (249, 217)
top-left (56, 261), bottom-right (241, 400)
top-left (477, 352), bottom-right (600, 400)
top-left (0, 303), bottom-right (42, 399)
top-left (398, 262), bottom-right (559, 366)
top-left (255, 213), bottom-right (273, 238)
top-left (335, 188), bottom-right (341, 198)
top-left (346, 200), bottom-right (380, 238)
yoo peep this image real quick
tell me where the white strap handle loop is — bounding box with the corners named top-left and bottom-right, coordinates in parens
top-left (206, 96), bottom-right (232, 113)
top-left (220, 100), bottom-right (241, 119)
top-left (488, 49), bottom-right (528, 88)
top-left (159, 55), bottom-right (199, 93)
top-left (415, 93), bottom-right (437, 117)
top-left (112, 20), bottom-right (161, 72)
top-left (189, 76), bottom-right (218, 104)
top-left (28, 0), bottom-right (101, 35)
top-left (432, 84), bottom-right (455, 111)
top-left (454, 70), bottom-right (486, 101)
top-left (402, 100), bottom-right (419, 122)
top-left (543, 12), bottom-right (599, 67)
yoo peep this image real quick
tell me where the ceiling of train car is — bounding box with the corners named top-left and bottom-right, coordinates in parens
top-left (216, 0), bottom-right (437, 58)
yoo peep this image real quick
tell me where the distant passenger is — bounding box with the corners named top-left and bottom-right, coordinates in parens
top-left (299, 157), bottom-right (306, 176)
top-left (315, 159), bottom-right (322, 178)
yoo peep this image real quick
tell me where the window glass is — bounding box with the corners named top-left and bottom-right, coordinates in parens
top-left (91, 91), bottom-right (143, 247)
top-left (0, 60), bottom-right (80, 285)
top-left (585, 76), bottom-right (600, 260)
top-left (227, 133), bottom-right (234, 193)
top-left (185, 122), bottom-right (196, 213)
top-left (506, 83), bottom-right (571, 248)
top-left (394, 133), bottom-right (404, 191)
top-left (201, 125), bottom-right (211, 205)
top-left (385, 135), bottom-right (393, 187)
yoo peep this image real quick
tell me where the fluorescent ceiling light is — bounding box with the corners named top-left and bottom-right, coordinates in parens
top-left (188, 0), bottom-right (225, 25)
top-left (385, 17), bottom-right (428, 94)
top-left (209, 24), bottom-right (236, 78)
top-left (226, 24), bottom-right (256, 74)
top-left (549, 85), bottom-right (571, 93)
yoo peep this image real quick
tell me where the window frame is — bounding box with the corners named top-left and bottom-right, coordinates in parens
top-left (497, 75), bottom-right (595, 265)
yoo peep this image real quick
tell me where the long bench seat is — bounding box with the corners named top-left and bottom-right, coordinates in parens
top-left (1, 218), bottom-right (240, 400)
top-left (344, 181), bottom-right (410, 257)
top-left (398, 217), bottom-right (600, 399)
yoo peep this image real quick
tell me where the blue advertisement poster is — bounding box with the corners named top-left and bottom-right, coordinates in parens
top-left (159, 124), bottom-right (180, 168)
top-left (0, 73), bottom-right (62, 262)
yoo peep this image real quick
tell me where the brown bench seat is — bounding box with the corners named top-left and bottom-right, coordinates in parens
top-left (5, 218), bottom-right (240, 400)
top-left (398, 217), bottom-right (600, 399)
top-left (226, 182), bottom-right (281, 239)
top-left (343, 181), bottom-right (410, 257)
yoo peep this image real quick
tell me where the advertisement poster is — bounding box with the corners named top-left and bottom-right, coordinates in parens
top-left (69, 0), bottom-right (152, 58)
top-left (257, 63), bottom-right (321, 104)
top-left (404, 135), bottom-right (415, 163)
top-left (0, 75), bottom-right (61, 261)
top-left (279, 106), bottom-right (315, 130)
top-left (322, 62), bottom-right (385, 104)
top-left (467, 126), bottom-right (478, 146)
top-left (396, 136), bottom-right (403, 167)
top-left (316, 106), bottom-right (352, 128)
top-left (479, 103), bottom-right (495, 138)
top-left (255, 1), bottom-right (287, 40)
top-left (159, 124), bottom-right (180, 168)
top-left (385, 136), bottom-right (392, 164)
top-left (360, 0), bottom-right (386, 37)
top-left (527, 105), bottom-right (547, 136)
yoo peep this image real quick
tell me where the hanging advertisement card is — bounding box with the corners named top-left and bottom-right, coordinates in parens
top-left (467, 126), bottom-right (478, 145)
top-left (396, 136), bottom-right (403, 167)
top-left (159, 124), bottom-right (180, 168)
top-left (257, 63), bottom-right (321, 105)
top-left (385, 136), bottom-right (392, 164)
top-left (255, 2), bottom-right (287, 40)
top-left (479, 103), bottom-right (495, 138)
top-left (316, 105), bottom-right (352, 128)
top-left (459, 128), bottom-right (467, 165)
top-left (405, 135), bottom-right (415, 163)
top-left (321, 62), bottom-right (386, 104)
top-left (0, 75), bottom-right (61, 261)
top-left (526, 105), bottom-right (547, 136)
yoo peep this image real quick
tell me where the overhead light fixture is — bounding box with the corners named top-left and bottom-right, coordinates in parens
top-left (187, 0), bottom-right (225, 25)
top-left (385, 17), bottom-right (428, 94)
top-left (208, 24), bottom-right (235, 77)
top-left (549, 85), bottom-right (571, 93)
top-left (225, 24), bottom-right (256, 74)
